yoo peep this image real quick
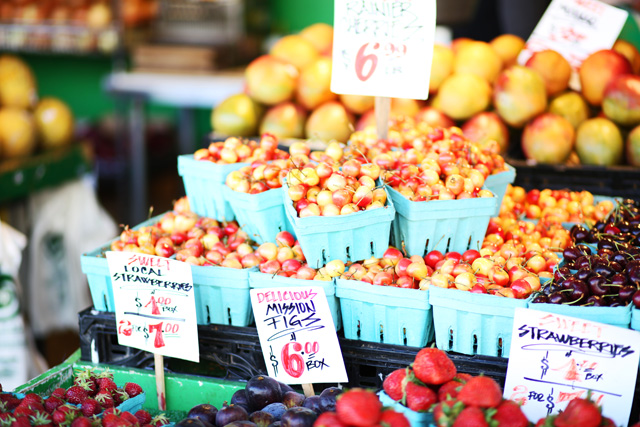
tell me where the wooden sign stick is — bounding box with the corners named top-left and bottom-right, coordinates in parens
top-left (375, 96), bottom-right (391, 140)
top-left (154, 353), bottom-right (167, 411)
top-left (301, 383), bottom-right (315, 398)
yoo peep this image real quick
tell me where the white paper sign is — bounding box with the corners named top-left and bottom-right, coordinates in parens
top-left (331, 0), bottom-right (436, 99)
top-left (518, 0), bottom-right (628, 68)
top-left (504, 308), bottom-right (640, 426)
top-left (106, 251), bottom-right (199, 363)
top-left (250, 286), bottom-right (348, 384)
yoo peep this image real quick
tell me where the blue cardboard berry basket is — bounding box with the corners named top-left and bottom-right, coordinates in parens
top-left (223, 185), bottom-right (294, 245)
top-left (80, 213), bottom-right (255, 327)
top-left (282, 181), bottom-right (395, 268)
top-left (387, 187), bottom-right (497, 257)
top-left (632, 307), bottom-right (640, 332)
top-left (177, 154), bottom-right (249, 221)
top-left (248, 271), bottom-right (341, 330)
top-left (428, 286), bottom-right (529, 357)
top-left (378, 391), bottom-right (435, 427)
top-left (484, 163), bottom-right (516, 216)
top-left (527, 302), bottom-right (632, 329)
top-left (335, 279), bottom-right (433, 347)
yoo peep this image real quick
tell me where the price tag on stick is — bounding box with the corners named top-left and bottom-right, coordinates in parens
top-left (106, 251), bottom-right (199, 410)
top-left (503, 308), bottom-right (640, 426)
top-left (250, 286), bottom-right (348, 388)
top-left (331, 0), bottom-right (436, 100)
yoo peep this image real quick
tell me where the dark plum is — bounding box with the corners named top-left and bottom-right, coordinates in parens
top-left (319, 388), bottom-right (343, 398)
top-left (261, 403), bottom-right (287, 421)
top-left (301, 396), bottom-right (323, 414)
top-left (277, 382), bottom-right (295, 395)
top-left (246, 375), bottom-right (283, 412)
top-left (188, 404), bottom-right (218, 426)
top-left (176, 419), bottom-right (208, 427)
top-left (267, 423), bottom-right (281, 427)
top-left (317, 395), bottom-right (336, 413)
top-left (280, 407), bottom-right (318, 427)
top-left (216, 404), bottom-right (249, 427)
top-left (282, 391), bottom-right (305, 409)
top-left (231, 389), bottom-right (250, 412)
top-left (224, 422), bottom-right (257, 427)
top-left (249, 411), bottom-right (275, 427)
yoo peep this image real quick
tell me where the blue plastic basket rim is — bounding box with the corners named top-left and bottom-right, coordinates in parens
top-left (528, 301), bottom-right (632, 320)
top-left (335, 278), bottom-right (430, 309)
top-left (386, 185), bottom-right (497, 218)
top-left (484, 163), bottom-right (516, 186)
top-left (222, 184), bottom-right (285, 210)
top-left (177, 154), bottom-right (250, 179)
top-left (428, 285), bottom-right (530, 308)
top-left (282, 179), bottom-right (396, 231)
top-left (248, 271), bottom-right (336, 296)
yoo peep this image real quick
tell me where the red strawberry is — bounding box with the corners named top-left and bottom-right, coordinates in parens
top-left (30, 411), bottom-right (54, 427)
top-left (437, 379), bottom-right (466, 402)
top-left (149, 415), bottom-right (169, 427)
top-left (313, 412), bottom-right (346, 427)
top-left (335, 389), bottom-right (381, 427)
top-left (600, 418), bottom-right (616, 427)
top-left (95, 370), bottom-right (114, 381)
top-left (71, 416), bottom-right (94, 427)
top-left (96, 380), bottom-right (117, 395)
top-left (457, 376), bottom-right (502, 408)
top-left (405, 381), bottom-right (437, 412)
top-left (65, 386), bottom-right (89, 405)
top-left (2, 396), bottom-right (21, 411)
top-left (81, 399), bottom-right (102, 418)
top-left (123, 384), bottom-right (142, 399)
top-left (13, 406), bottom-right (35, 418)
top-left (102, 414), bottom-right (131, 427)
top-left (491, 400), bottom-right (528, 427)
top-left (18, 400), bottom-right (46, 414)
top-left (11, 416), bottom-right (31, 427)
top-left (0, 413), bottom-right (14, 423)
top-left (382, 369), bottom-right (407, 401)
top-left (75, 379), bottom-right (97, 398)
top-left (112, 390), bottom-right (128, 406)
top-left (51, 389), bottom-right (67, 400)
top-left (554, 398), bottom-right (601, 427)
top-left (133, 411), bottom-right (151, 426)
top-left (94, 392), bottom-right (114, 410)
top-left (452, 406), bottom-right (488, 427)
top-left (433, 399), bottom-right (464, 427)
top-left (535, 419), bottom-right (550, 427)
top-left (120, 412), bottom-right (140, 427)
top-left (102, 409), bottom-right (121, 418)
top-left (52, 404), bottom-right (80, 425)
top-left (0, 384), bottom-right (2, 392)
top-left (22, 394), bottom-right (44, 407)
top-left (412, 348), bottom-right (456, 385)
top-left (378, 410), bottom-right (410, 427)
top-left (44, 397), bottom-right (65, 414)
top-left (454, 374), bottom-right (473, 383)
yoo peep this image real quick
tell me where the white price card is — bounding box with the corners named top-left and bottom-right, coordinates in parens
top-left (331, 0), bottom-right (436, 99)
top-left (250, 286), bottom-right (348, 385)
top-left (504, 308), bottom-right (640, 427)
top-left (518, 0), bottom-right (628, 69)
top-left (106, 251), bottom-right (199, 363)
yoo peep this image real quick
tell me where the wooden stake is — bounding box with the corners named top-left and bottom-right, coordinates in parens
top-left (375, 96), bottom-right (391, 140)
top-left (302, 383), bottom-right (315, 398)
top-left (154, 353), bottom-right (167, 411)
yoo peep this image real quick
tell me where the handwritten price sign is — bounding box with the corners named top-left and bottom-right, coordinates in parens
top-left (331, 0), bottom-right (436, 99)
top-left (106, 251), bottom-right (199, 363)
top-left (250, 286), bottom-right (348, 384)
top-left (504, 308), bottom-right (640, 426)
top-left (517, 0), bottom-right (628, 69)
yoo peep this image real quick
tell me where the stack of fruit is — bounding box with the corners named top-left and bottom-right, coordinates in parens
top-left (0, 55), bottom-right (75, 161)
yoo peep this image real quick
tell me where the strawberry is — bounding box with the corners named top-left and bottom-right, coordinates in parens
top-left (437, 379), bottom-right (466, 402)
top-left (102, 414), bottom-right (132, 427)
top-left (554, 398), bottom-right (601, 427)
top-left (95, 370), bottom-right (114, 381)
top-left (65, 386), bottom-right (89, 405)
top-left (335, 389), bottom-right (381, 427)
top-left (491, 400), bottom-right (528, 427)
top-left (22, 394), bottom-right (44, 407)
top-left (81, 399), bottom-right (102, 418)
top-left (0, 384), bottom-right (2, 392)
top-left (51, 389), bottom-right (67, 400)
top-left (313, 412), bottom-right (346, 427)
top-left (102, 409), bottom-right (121, 418)
top-left (12, 407), bottom-right (35, 419)
top-left (123, 384), bottom-right (142, 399)
top-left (1, 396), bottom-right (20, 411)
top-left (52, 404), bottom-right (80, 426)
top-left (412, 348), bottom-right (456, 385)
top-left (71, 417), bottom-right (93, 427)
top-left (405, 381), bottom-right (437, 412)
top-left (0, 413), bottom-right (14, 423)
top-left (18, 400), bottom-right (46, 414)
top-left (11, 416), bottom-right (31, 427)
top-left (112, 390), bottom-right (128, 406)
top-left (433, 399), bottom-right (464, 427)
top-left (133, 411), bottom-right (151, 426)
top-left (44, 397), bottom-right (65, 414)
top-left (75, 379), bottom-right (97, 398)
top-left (120, 412), bottom-right (139, 427)
top-left (96, 380), bottom-right (117, 395)
top-left (600, 418), bottom-right (616, 427)
top-left (379, 410), bottom-right (410, 427)
top-left (452, 406), bottom-right (488, 427)
top-left (30, 411), bottom-right (54, 427)
top-left (457, 376), bottom-right (502, 409)
top-left (382, 368), bottom-right (407, 401)
top-left (94, 392), bottom-right (114, 410)
top-left (454, 374), bottom-right (473, 383)
top-left (149, 415), bottom-right (169, 427)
